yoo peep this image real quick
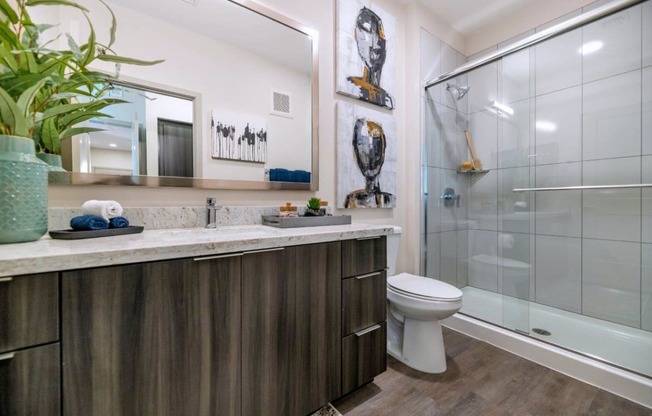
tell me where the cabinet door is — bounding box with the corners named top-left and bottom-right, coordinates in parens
top-left (0, 273), bottom-right (58, 353)
top-left (0, 343), bottom-right (60, 416)
top-left (62, 256), bottom-right (241, 416)
top-left (242, 242), bottom-right (341, 416)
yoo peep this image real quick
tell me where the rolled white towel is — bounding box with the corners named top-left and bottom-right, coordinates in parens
top-left (82, 200), bottom-right (123, 221)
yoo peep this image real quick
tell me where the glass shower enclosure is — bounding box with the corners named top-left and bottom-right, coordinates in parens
top-left (422, 0), bottom-right (652, 378)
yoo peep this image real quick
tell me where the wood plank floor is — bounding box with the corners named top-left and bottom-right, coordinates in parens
top-left (333, 328), bottom-right (652, 416)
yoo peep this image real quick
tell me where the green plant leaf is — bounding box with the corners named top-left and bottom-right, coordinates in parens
top-left (25, 0), bottom-right (89, 13)
top-left (16, 76), bottom-right (48, 116)
top-left (0, 87), bottom-right (29, 136)
top-left (41, 117), bottom-right (60, 153)
top-left (98, 0), bottom-right (116, 48)
top-left (0, 0), bottom-right (19, 24)
top-left (59, 111), bottom-right (112, 128)
top-left (97, 54), bottom-right (164, 66)
top-left (0, 47), bottom-right (18, 72)
top-left (42, 101), bottom-right (90, 119)
top-left (60, 126), bottom-right (103, 139)
top-left (66, 33), bottom-right (83, 62)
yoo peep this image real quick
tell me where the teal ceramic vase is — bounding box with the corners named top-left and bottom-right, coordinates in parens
top-left (36, 153), bottom-right (66, 172)
top-left (0, 135), bottom-right (49, 243)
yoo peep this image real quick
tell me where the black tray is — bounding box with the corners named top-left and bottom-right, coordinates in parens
top-left (49, 226), bottom-right (144, 240)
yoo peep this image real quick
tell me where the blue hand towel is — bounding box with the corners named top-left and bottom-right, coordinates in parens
top-left (70, 215), bottom-right (109, 231)
top-left (109, 216), bottom-right (129, 229)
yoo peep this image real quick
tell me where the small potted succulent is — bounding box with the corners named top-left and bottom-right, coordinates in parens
top-left (304, 197), bottom-right (324, 217)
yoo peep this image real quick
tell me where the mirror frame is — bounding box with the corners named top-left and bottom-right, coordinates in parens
top-left (54, 0), bottom-right (319, 191)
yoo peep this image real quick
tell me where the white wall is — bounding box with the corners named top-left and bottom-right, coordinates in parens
top-left (90, 148), bottom-right (132, 172)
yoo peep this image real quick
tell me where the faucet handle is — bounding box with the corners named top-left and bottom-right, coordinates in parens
top-left (207, 197), bottom-right (217, 206)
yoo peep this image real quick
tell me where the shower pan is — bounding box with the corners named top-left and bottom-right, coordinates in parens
top-left (421, 0), bottom-right (652, 401)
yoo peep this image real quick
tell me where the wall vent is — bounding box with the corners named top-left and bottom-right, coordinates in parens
top-left (271, 90), bottom-right (292, 118)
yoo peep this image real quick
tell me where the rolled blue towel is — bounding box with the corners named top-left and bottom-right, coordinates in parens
top-left (109, 216), bottom-right (129, 229)
top-left (70, 215), bottom-right (109, 231)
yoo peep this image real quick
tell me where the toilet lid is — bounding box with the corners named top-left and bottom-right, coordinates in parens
top-left (388, 273), bottom-right (463, 301)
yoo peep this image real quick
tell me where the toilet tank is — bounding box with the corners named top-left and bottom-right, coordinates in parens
top-left (387, 226), bottom-right (402, 276)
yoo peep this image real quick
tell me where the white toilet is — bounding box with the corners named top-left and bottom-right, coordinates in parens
top-left (386, 227), bottom-right (463, 373)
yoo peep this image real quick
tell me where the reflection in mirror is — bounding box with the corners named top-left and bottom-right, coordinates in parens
top-left (38, 0), bottom-right (317, 189)
top-left (62, 85), bottom-right (194, 178)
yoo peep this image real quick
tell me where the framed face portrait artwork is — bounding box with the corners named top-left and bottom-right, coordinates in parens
top-left (336, 0), bottom-right (396, 110)
top-left (337, 102), bottom-right (397, 209)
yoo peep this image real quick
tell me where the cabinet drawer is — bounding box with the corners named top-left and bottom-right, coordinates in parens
top-left (342, 271), bottom-right (386, 336)
top-left (342, 237), bottom-right (387, 278)
top-left (341, 322), bottom-right (387, 396)
top-left (0, 273), bottom-right (58, 353)
top-left (0, 343), bottom-right (61, 416)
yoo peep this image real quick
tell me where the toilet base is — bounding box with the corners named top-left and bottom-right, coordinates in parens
top-left (387, 318), bottom-right (448, 374)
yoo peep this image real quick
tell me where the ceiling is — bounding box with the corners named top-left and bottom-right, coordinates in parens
top-left (416, 0), bottom-right (537, 36)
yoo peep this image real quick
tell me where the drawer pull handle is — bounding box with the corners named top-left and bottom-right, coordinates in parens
top-left (355, 271), bottom-right (381, 280)
top-left (194, 253), bottom-right (243, 262)
top-left (357, 236), bottom-right (381, 241)
top-left (0, 353), bottom-right (15, 362)
top-left (355, 325), bottom-right (381, 337)
top-left (244, 247), bottom-right (284, 255)
top-left (0, 277), bottom-right (13, 283)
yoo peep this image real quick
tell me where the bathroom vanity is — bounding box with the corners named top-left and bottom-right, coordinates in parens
top-left (0, 224), bottom-right (392, 416)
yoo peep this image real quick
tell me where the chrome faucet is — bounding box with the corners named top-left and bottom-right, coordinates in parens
top-left (206, 197), bottom-right (219, 228)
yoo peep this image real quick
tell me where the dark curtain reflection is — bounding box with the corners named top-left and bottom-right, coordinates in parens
top-left (158, 119), bottom-right (194, 177)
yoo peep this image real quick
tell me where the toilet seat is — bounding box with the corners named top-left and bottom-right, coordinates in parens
top-left (388, 273), bottom-right (463, 302)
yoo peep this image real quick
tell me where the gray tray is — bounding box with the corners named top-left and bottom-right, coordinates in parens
top-left (49, 226), bottom-right (144, 240)
top-left (262, 215), bottom-right (351, 228)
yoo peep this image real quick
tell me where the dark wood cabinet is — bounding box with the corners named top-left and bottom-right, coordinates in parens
top-left (0, 273), bottom-right (58, 353)
top-left (342, 271), bottom-right (387, 336)
top-left (62, 255), bottom-right (242, 416)
top-left (342, 237), bottom-right (387, 278)
top-left (342, 323), bottom-right (387, 395)
top-left (242, 242), bottom-right (342, 416)
top-left (0, 343), bottom-right (60, 416)
top-left (4, 236), bottom-right (386, 414)
top-left (340, 237), bottom-right (388, 396)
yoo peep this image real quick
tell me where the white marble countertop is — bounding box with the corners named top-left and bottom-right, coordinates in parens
top-left (0, 224), bottom-right (396, 277)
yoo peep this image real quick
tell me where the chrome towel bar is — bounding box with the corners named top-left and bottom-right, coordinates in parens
top-left (513, 183), bottom-right (652, 192)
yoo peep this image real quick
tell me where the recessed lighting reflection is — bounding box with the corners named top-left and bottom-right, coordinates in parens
top-left (491, 101), bottom-right (514, 116)
top-left (579, 40), bottom-right (603, 55)
top-left (536, 121), bottom-right (557, 132)
top-left (109, 143), bottom-right (118, 148)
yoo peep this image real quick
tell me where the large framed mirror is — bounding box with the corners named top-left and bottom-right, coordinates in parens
top-left (42, 0), bottom-right (319, 190)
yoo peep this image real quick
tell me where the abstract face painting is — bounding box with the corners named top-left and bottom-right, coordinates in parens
top-left (337, 0), bottom-right (395, 109)
top-left (337, 102), bottom-right (396, 209)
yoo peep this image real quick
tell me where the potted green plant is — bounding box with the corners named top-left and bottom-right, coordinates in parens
top-left (0, 0), bottom-right (161, 243)
top-left (304, 197), bottom-right (324, 217)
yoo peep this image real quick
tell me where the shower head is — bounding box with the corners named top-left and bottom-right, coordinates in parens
top-left (446, 83), bottom-right (470, 100)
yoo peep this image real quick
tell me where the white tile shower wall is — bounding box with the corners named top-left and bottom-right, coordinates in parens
top-left (535, 86), bottom-right (583, 165)
top-left (582, 5), bottom-right (642, 83)
top-left (498, 98), bottom-right (532, 169)
top-left (468, 229), bottom-right (499, 292)
top-left (468, 170), bottom-right (498, 231)
top-left (440, 230), bottom-right (458, 287)
top-left (643, 244), bottom-right (652, 330)
top-left (644, 1), bottom-right (652, 68)
top-left (582, 239), bottom-right (641, 328)
top-left (582, 157), bottom-right (641, 242)
top-left (535, 235), bottom-right (582, 313)
top-left (535, 31), bottom-right (582, 96)
top-left (498, 167), bottom-right (532, 234)
top-left (642, 66), bottom-right (652, 155)
top-left (582, 70), bottom-right (642, 161)
top-left (644, 156), bottom-right (652, 243)
top-left (535, 162), bottom-right (582, 238)
top-left (427, 0), bottom-right (652, 332)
